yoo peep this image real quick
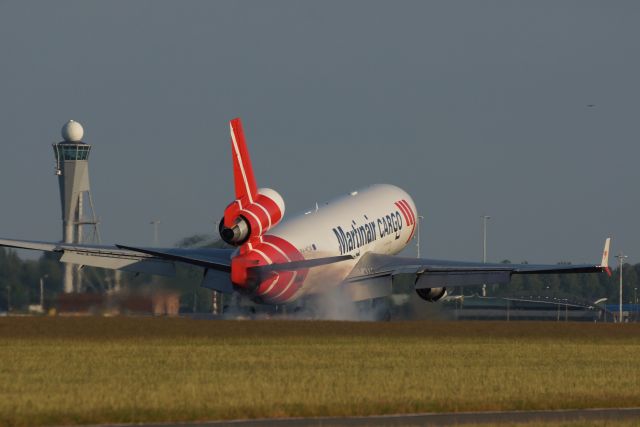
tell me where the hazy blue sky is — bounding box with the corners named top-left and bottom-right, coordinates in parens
top-left (0, 1), bottom-right (638, 264)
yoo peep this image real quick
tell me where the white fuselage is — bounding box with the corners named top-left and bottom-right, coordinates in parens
top-left (260, 184), bottom-right (417, 303)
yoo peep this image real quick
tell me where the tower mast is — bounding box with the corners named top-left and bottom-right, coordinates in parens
top-left (53, 120), bottom-right (100, 293)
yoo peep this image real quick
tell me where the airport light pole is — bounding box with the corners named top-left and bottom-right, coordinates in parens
top-left (150, 220), bottom-right (161, 246)
top-left (482, 215), bottom-right (491, 263)
top-left (615, 253), bottom-right (628, 323)
top-left (39, 274), bottom-right (48, 310)
top-left (416, 215), bottom-right (424, 258)
top-left (481, 215), bottom-right (491, 297)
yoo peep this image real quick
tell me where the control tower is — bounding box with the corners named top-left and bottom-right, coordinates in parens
top-left (53, 120), bottom-right (101, 293)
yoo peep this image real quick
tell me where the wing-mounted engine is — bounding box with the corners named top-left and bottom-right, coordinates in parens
top-left (415, 287), bottom-right (447, 302)
top-left (219, 188), bottom-right (285, 245)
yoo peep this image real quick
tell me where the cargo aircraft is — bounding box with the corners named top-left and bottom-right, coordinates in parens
top-left (0, 119), bottom-right (611, 305)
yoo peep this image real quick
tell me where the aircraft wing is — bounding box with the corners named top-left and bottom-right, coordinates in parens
top-left (0, 238), bottom-right (234, 278)
top-left (343, 238), bottom-right (611, 301)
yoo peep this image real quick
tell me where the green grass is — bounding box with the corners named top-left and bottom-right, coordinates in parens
top-left (0, 318), bottom-right (639, 426)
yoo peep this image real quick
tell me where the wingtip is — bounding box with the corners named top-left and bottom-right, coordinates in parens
top-left (600, 237), bottom-right (611, 269)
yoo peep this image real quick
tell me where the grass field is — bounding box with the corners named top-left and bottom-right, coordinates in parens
top-left (0, 318), bottom-right (639, 426)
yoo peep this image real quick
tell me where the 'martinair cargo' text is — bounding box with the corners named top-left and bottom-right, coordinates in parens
top-left (333, 210), bottom-right (403, 255)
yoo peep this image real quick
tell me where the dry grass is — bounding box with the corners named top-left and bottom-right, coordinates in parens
top-left (431, 423), bottom-right (639, 427)
top-left (403, 423), bottom-right (638, 427)
top-left (0, 318), bottom-right (639, 426)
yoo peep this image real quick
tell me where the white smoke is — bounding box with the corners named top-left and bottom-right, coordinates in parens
top-left (284, 287), bottom-right (391, 321)
top-left (219, 267), bottom-right (393, 321)
top-left (280, 261), bottom-right (392, 321)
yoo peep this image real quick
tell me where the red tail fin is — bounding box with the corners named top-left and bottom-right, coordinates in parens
top-left (230, 118), bottom-right (258, 203)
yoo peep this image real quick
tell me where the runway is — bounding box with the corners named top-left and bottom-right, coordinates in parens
top-left (91, 407), bottom-right (640, 426)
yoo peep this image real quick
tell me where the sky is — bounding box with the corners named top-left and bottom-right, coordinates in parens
top-left (0, 1), bottom-right (638, 265)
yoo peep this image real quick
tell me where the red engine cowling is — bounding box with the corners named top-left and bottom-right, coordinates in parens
top-left (219, 188), bottom-right (285, 246)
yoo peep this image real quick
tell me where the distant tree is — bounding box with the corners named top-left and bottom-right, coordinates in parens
top-left (620, 265), bottom-right (637, 304)
top-left (176, 234), bottom-right (211, 248)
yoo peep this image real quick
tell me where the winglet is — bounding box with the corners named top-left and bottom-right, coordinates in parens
top-left (229, 118), bottom-right (258, 203)
top-left (601, 237), bottom-right (611, 276)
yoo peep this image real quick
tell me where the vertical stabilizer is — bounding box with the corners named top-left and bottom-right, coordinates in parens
top-left (230, 118), bottom-right (258, 203)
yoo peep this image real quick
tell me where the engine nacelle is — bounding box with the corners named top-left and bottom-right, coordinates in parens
top-left (219, 188), bottom-right (285, 246)
top-left (415, 287), bottom-right (447, 302)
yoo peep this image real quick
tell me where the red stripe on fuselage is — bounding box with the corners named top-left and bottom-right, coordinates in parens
top-left (401, 199), bottom-right (415, 225)
top-left (255, 243), bottom-right (289, 298)
top-left (395, 201), bottom-right (412, 227)
top-left (399, 199), bottom-right (417, 243)
top-left (395, 200), bottom-right (415, 243)
top-left (252, 235), bottom-right (308, 304)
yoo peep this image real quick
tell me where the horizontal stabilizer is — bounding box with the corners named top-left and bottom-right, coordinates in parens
top-left (201, 268), bottom-right (234, 293)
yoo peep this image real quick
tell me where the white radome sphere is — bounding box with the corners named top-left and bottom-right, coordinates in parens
top-left (61, 120), bottom-right (84, 142)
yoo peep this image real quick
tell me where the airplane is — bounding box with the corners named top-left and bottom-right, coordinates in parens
top-left (0, 118), bottom-right (611, 307)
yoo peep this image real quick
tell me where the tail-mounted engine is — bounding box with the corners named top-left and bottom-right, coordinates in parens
top-left (218, 118), bottom-right (286, 247)
top-left (212, 118), bottom-right (351, 302)
top-left (219, 188), bottom-right (285, 246)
